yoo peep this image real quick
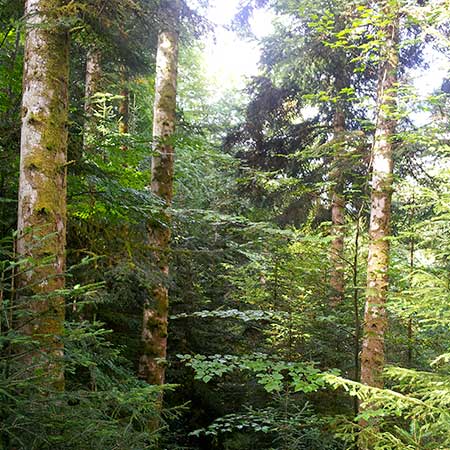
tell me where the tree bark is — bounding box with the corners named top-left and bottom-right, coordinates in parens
top-left (360, 0), bottom-right (400, 392)
top-left (330, 108), bottom-right (346, 305)
top-left (139, 0), bottom-right (181, 388)
top-left (352, 211), bottom-right (362, 417)
top-left (83, 47), bottom-right (101, 150)
top-left (118, 65), bottom-right (129, 153)
top-left (407, 196), bottom-right (415, 367)
top-left (17, 0), bottom-right (70, 390)
top-left (118, 65), bottom-right (129, 137)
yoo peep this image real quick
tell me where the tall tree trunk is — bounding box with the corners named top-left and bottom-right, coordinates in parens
top-left (139, 0), bottom-right (181, 388)
top-left (83, 47), bottom-right (101, 150)
top-left (17, 0), bottom-right (70, 390)
top-left (74, 47), bottom-right (101, 317)
top-left (330, 108), bottom-right (346, 305)
top-left (360, 0), bottom-right (400, 392)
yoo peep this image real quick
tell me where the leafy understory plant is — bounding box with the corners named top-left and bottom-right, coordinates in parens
top-left (190, 403), bottom-right (340, 450)
top-left (178, 352), bottom-right (331, 393)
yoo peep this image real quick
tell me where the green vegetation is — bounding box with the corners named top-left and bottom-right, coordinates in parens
top-left (1, 0), bottom-right (450, 449)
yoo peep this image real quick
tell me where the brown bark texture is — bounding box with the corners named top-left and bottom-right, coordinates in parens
top-left (139, 0), bottom-right (181, 387)
top-left (330, 108), bottom-right (346, 305)
top-left (360, 0), bottom-right (400, 391)
top-left (17, 0), bottom-right (70, 390)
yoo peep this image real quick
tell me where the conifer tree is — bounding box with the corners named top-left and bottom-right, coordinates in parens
top-left (17, 0), bottom-right (70, 388)
top-left (139, 0), bottom-right (181, 388)
top-left (360, 0), bottom-right (400, 393)
top-left (329, 93), bottom-right (347, 305)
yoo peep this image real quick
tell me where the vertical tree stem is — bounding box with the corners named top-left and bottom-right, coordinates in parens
top-left (17, 0), bottom-right (70, 390)
top-left (360, 0), bottom-right (400, 391)
top-left (330, 107), bottom-right (346, 305)
top-left (139, 0), bottom-right (181, 392)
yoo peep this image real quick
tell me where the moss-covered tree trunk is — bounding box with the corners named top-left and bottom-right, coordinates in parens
top-left (17, 0), bottom-right (70, 389)
top-left (139, 0), bottom-right (181, 388)
top-left (330, 108), bottom-right (346, 305)
top-left (360, 0), bottom-right (400, 392)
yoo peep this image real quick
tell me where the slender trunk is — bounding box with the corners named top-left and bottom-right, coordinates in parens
top-left (406, 268), bottom-right (413, 366)
top-left (360, 0), bottom-right (400, 392)
top-left (352, 212), bottom-right (362, 416)
top-left (17, 0), bottom-right (70, 390)
top-left (74, 47), bottom-right (101, 318)
top-left (139, 0), bottom-right (181, 388)
top-left (330, 108), bottom-right (346, 305)
top-left (407, 197), bottom-right (415, 367)
top-left (6, 28), bottom-right (21, 113)
top-left (83, 47), bottom-right (101, 150)
top-left (118, 65), bottom-right (129, 153)
top-left (118, 65), bottom-right (129, 136)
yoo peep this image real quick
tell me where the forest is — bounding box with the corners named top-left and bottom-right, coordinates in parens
top-left (0, 0), bottom-right (449, 449)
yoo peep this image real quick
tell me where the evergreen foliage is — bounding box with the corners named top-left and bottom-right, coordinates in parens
top-left (0, 0), bottom-right (449, 448)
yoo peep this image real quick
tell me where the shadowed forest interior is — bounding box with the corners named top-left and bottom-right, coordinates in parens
top-left (1, 0), bottom-right (450, 449)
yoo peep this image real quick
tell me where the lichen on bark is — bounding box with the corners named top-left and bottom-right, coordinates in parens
top-left (359, 2), bottom-right (400, 444)
top-left (139, 0), bottom-right (181, 390)
top-left (17, 0), bottom-right (70, 390)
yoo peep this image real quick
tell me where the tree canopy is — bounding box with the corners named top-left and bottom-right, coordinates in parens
top-left (0, 0), bottom-right (450, 449)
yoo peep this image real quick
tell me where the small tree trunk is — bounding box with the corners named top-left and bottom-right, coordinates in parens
top-left (407, 196), bottom-right (415, 367)
top-left (83, 47), bottom-right (101, 150)
top-left (17, 0), bottom-right (70, 390)
top-left (118, 65), bottom-right (129, 153)
top-left (330, 108), bottom-right (346, 305)
top-left (139, 0), bottom-right (181, 388)
top-left (360, 0), bottom-right (400, 393)
top-left (352, 210), bottom-right (362, 416)
top-left (118, 65), bottom-right (129, 136)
